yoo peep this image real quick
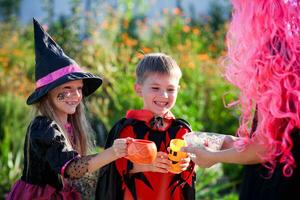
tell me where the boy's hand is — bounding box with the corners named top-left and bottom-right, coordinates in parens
top-left (167, 146), bottom-right (191, 173)
top-left (149, 151), bottom-right (171, 173)
top-left (112, 137), bottom-right (133, 158)
top-left (178, 156), bottom-right (191, 172)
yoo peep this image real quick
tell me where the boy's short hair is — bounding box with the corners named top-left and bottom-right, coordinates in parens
top-left (136, 53), bottom-right (182, 84)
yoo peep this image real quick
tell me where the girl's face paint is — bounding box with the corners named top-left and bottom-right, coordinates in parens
top-left (49, 80), bottom-right (83, 122)
top-left (57, 89), bottom-right (80, 101)
top-left (57, 91), bottom-right (68, 101)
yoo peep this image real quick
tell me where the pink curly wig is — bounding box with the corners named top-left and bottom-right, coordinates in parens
top-left (226, 0), bottom-right (300, 176)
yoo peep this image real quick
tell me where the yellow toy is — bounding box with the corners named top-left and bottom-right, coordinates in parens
top-left (168, 139), bottom-right (187, 173)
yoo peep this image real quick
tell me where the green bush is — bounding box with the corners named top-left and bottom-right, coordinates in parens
top-left (0, 94), bottom-right (31, 198)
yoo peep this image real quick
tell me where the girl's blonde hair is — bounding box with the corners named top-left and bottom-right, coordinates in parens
top-left (34, 95), bottom-right (94, 155)
top-left (26, 91), bottom-right (94, 179)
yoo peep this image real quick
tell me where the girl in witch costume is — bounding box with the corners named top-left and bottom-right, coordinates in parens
top-left (181, 0), bottom-right (300, 199)
top-left (96, 53), bottom-right (196, 200)
top-left (6, 19), bottom-right (131, 200)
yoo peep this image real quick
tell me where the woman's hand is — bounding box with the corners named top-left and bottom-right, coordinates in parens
top-left (181, 146), bottom-right (216, 168)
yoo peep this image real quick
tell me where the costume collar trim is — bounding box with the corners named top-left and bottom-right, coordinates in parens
top-left (126, 109), bottom-right (174, 123)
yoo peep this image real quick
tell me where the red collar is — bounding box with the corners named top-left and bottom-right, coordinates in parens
top-left (126, 109), bottom-right (174, 124)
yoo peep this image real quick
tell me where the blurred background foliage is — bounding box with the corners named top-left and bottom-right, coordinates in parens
top-left (0, 0), bottom-right (242, 199)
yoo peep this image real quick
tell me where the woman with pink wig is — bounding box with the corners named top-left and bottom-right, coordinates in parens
top-left (182, 0), bottom-right (300, 199)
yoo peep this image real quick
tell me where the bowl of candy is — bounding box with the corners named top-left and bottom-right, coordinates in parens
top-left (183, 132), bottom-right (225, 151)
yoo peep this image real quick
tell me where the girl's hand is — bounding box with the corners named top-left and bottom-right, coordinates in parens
top-left (148, 151), bottom-right (171, 173)
top-left (112, 137), bottom-right (133, 158)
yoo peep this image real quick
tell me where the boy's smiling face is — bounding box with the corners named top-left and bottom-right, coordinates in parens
top-left (135, 73), bottom-right (180, 116)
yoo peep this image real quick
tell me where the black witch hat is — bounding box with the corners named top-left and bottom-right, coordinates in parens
top-left (27, 18), bottom-right (102, 105)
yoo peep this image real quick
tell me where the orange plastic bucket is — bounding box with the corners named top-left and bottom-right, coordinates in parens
top-left (126, 139), bottom-right (157, 164)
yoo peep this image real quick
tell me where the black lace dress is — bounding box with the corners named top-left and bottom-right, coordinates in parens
top-left (7, 116), bottom-right (82, 199)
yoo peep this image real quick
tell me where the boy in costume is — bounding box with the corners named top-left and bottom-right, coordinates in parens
top-left (96, 53), bottom-right (195, 200)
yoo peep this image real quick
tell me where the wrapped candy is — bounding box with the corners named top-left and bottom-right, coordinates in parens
top-left (183, 132), bottom-right (225, 151)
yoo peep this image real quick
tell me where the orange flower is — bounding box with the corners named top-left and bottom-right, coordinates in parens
top-left (12, 49), bottom-right (23, 57)
top-left (182, 53), bottom-right (189, 61)
top-left (141, 47), bottom-right (152, 54)
top-left (125, 38), bottom-right (137, 47)
top-left (173, 7), bottom-right (181, 16)
top-left (188, 61), bottom-right (195, 69)
top-left (183, 25), bottom-right (190, 33)
top-left (197, 54), bottom-right (210, 61)
top-left (176, 44), bottom-right (184, 52)
top-left (136, 52), bottom-right (144, 59)
top-left (0, 56), bottom-right (9, 68)
top-left (192, 28), bottom-right (200, 35)
top-left (122, 33), bottom-right (128, 40)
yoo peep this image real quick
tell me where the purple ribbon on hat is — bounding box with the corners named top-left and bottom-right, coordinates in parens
top-left (36, 64), bottom-right (83, 89)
